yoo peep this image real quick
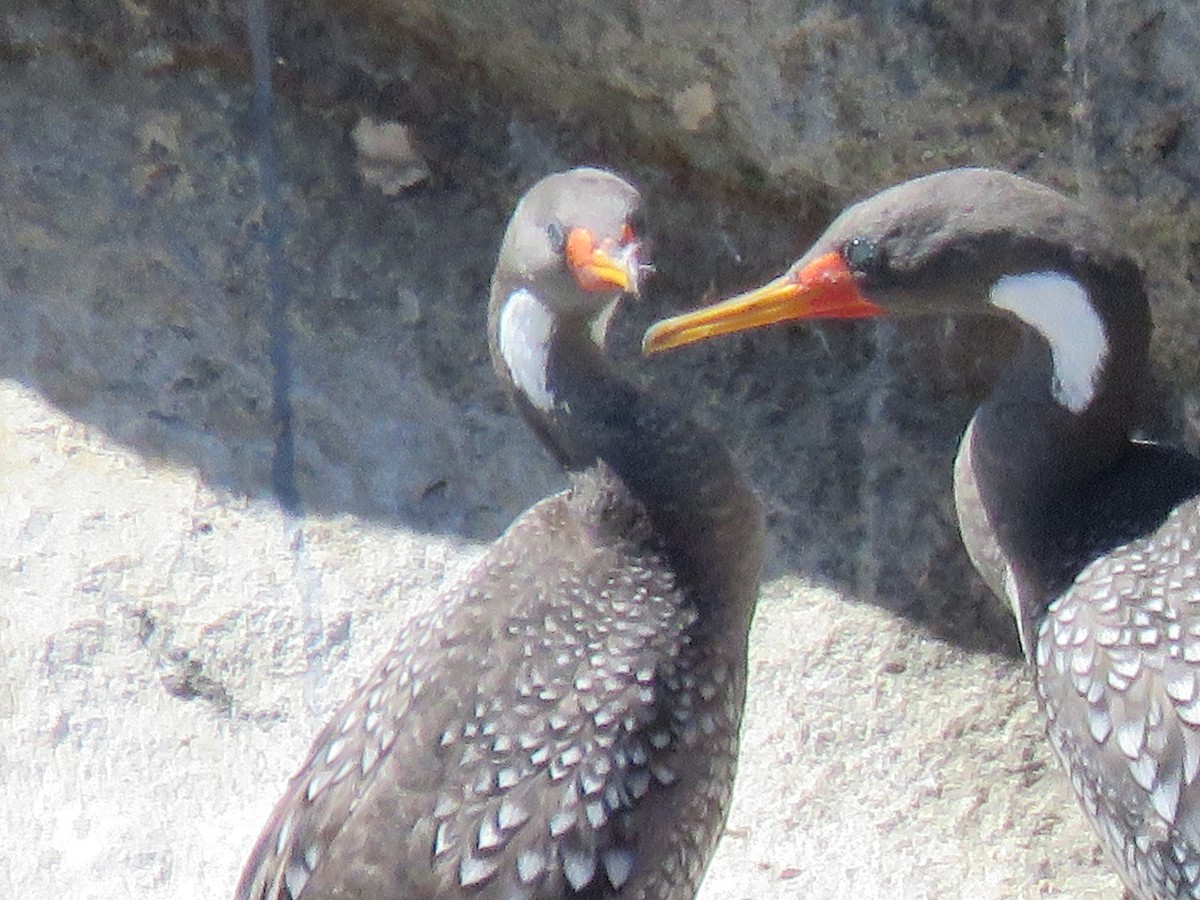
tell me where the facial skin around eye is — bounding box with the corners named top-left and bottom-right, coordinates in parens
top-left (546, 222), bottom-right (567, 253)
top-left (843, 237), bottom-right (879, 275)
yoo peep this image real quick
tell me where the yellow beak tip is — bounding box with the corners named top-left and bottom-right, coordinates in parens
top-left (640, 322), bottom-right (687, 356)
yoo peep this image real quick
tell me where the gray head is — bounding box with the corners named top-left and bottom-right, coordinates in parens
top-left (489, 167), bottom-right (642, 328)
top-left (644, 167), bottom-right (1149, 417)
top-left (487, 167), bottom-right (646, 458)
top-left (787, 168), bottom-right (1128, 317)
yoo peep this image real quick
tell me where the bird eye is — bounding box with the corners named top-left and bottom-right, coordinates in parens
top-left (546, 222), bottom-right (567, 253)
top-left (843, 237), bottom-right (881, 275)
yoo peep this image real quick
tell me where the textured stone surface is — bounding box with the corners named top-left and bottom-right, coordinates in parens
top-left (359, 0), bottom-right (1200, 407)
top-left (358, 0), bottom-right (1064, 188)
top-left (7, 0), bottom-right (1200, 897)
top-left (0, 383), bottom-right (1116, 899)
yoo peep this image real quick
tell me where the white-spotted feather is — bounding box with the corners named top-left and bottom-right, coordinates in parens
top-left (235, 471), bottom-right (735, 899)
top-left (1038, 500), bottom-right (1200, 898)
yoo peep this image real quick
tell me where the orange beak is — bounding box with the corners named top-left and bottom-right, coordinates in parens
top-left (642, 252), bottom-right (883, 354)
top-left (566, 227), bottom-right (639, 294)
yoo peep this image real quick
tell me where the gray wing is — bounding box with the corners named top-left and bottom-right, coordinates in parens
top-left (1037, 500), bottom-right (1200, 898)
top-left (235, 485), bottom-right (726, 899)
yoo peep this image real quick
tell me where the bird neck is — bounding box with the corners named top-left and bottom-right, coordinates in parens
top-left (494, 288), bottom-right (763, 635)
top-left (953, 262), bottom-right (1150, 645)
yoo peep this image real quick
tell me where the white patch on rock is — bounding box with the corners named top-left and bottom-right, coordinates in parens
top-left (672, 82), bottom-right (716, 131)
top-left (351, 117), bottom-right (431, 195)
top-left (498, 288), bottom-right (555, 411)
top-left (989, 271), bottom-right (1108, 414)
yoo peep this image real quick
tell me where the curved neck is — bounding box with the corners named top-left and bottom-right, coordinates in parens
top-left (953, 263), bottom-right (1150, 638)
top-left (494, 289), bottom-right (763, 633)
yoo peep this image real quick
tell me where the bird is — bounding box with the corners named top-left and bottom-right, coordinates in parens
top-left (235, 167), bottom-right (764, 900)
top-left (642, 166), bottom-right (1200, 899)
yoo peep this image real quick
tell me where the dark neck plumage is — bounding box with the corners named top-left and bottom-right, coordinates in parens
top-left (494, 288), bottom-right (763, 635)
top-left (953, 257), bottom-right (1150, 643)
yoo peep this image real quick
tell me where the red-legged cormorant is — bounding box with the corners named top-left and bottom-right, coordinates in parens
top-left (644, 167), bottom-right (1200, 899)
top-left (236, 167), bottom-right (764, 899)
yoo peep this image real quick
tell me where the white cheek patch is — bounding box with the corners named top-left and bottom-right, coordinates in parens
top-left (989, 271), bottom-right (1108, 414)
top-left (497, 288), bottom-right (555, 412)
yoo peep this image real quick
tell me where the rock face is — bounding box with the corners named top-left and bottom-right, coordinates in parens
top-left (3, 0), bottom-right (1199, 897)
top-left (371, 0), bottom-right (1200, 393)
top-left (367, 0), bottom-right (1066, 186)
